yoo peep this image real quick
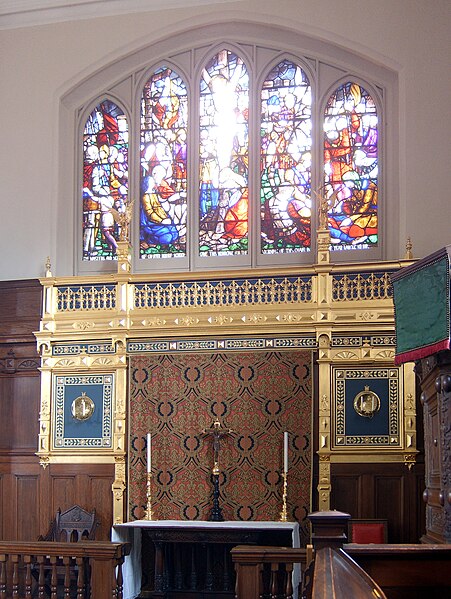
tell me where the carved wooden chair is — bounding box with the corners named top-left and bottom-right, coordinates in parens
top-left (39, 504), bottom-right (99, 542)
top-left (347, 519), bottom-right (388, 544)
top-left (33, 505), bottom-right (100, 597)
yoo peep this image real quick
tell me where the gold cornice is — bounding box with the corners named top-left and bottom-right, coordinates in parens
top-left (36, 313), bottom-right (398, 344)
top-left (329, 451), bottom-right (417, 463)
top-left (39, 258), bottom-right (415, 287)
top-left (36, 455), bottom-right (119, 464)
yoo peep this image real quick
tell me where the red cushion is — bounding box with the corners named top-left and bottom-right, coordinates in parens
top-left (351, 523), bottom-right (385, 543)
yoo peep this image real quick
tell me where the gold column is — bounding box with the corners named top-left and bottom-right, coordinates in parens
top-left (317, 333), bottom-right (332, 510)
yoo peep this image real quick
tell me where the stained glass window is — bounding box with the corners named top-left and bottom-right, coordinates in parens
top-left (199, 50), bottom-right (249, 257)
top-left (140, 67), bottom-right (188, 259)
top-left (324, 82), bottom-right (378, 249)
top-left (260, 60), bottom-right (312, 254)
top-left (79, 37), bottom-right (387, 271)
top-left (82, 100), bottom-right (129, 260)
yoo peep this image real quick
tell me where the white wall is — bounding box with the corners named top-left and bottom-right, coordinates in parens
top-left (1, 0), bottom-right (450, 280)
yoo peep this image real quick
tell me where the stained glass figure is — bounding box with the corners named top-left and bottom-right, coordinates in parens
top-left (140, 67), bottom-right (188, 259)
top-left (260, 60), bottom-right (312, 255)
top-left (199, 50), bottom-right (249, 256)
top-left (82, 100), bottom-right (129, 260)
top-left (324, 82), bottom-right (378, 249)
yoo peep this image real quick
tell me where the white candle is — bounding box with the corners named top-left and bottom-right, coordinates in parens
top-left (146, 433), bottom-right (152, 473)
top-left (283, 432), bottom-right (289, 473)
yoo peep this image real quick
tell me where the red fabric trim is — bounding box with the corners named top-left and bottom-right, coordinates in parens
top-left (394, 339), bottom-right (451, 365)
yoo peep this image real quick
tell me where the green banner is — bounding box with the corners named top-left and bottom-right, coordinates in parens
top-left (393, 255), bottom-right (450, 360)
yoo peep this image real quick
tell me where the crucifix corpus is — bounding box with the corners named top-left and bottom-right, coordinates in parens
top-left (201, 419), bottom-right (234, 521)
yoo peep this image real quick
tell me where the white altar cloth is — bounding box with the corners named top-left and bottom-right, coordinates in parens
top-left (112, 519), bottom-right (300, 599)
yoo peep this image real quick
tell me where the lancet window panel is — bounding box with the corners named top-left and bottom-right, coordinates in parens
top-left (82, 100), bottom-right (129, 261)
top-left (140, 66), bottom-right (188, 260)
top-left (76, 34), bottom-right (388, 274)
top-left (324, 82), bottom-right (379, 251)
top-left (199, 50), bottom-right (250, 258)
top-left (260, 60), bottom-right (312, 255)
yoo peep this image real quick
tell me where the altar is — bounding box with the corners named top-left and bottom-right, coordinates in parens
top-left (113, 520), bottom-right (300, 599)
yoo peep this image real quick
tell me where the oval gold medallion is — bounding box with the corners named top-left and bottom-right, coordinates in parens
top-left (71, 392), bottom-right (95, 421)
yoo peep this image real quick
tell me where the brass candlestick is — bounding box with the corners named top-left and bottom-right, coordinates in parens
top-left (280, 471), bottom-right (288, 522)
top-left (145, 472), bottom-right (154, 520)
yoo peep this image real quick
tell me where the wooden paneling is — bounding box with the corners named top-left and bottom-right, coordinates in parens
top-left (16, 475), bottom-right (39, 540)
top-left (0, 373), bottom-right (40, 450)
top-left (330, 462), bottom-right (425, 543)
top-left (0, 279), bottom-right (41, 343)
top-left (0, 282), bottom-right (115, 543)
top-left (0, 281), bottom-right (43, 542)
top-left (38, 464), bottom-right (115, 541)
top-left (374, 478), bottom-right (402, 535)
top-left (0, 459), bottom-right (122, 542)
top-left (0, 377), bottom-right (13, 448)
top-left (330, 475), bottom-right (361, 520)
top-left (0, 281), bottom-right (41, 454)
top-left (0, 459), bottom-right (41, 540)
top-left (0, 474), bottom-right (3, 539)
top-left (51, 476), bottom-right (77, 516)
top-left (90, 475), bottom-right (115, 539)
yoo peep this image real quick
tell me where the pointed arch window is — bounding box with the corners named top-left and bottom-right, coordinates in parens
top-left (82, 100), bottom-right (129, 261)
top-left (260, 60), bottom-right (312, 255)
top-left (76, 34), bottom-right (390, 273)
top-left (324, 82), bottom-right (378, 249)
top-left (198, 50), bottom-right (249, 257)
top-left (140, 67), bottom-right (188, 259)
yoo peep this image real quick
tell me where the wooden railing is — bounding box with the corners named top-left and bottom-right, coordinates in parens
top-left (0, 540), bottom-right (130, 599)
top-left (231, 546), bottom-right (309, 599)
top-left (232, 543), bottom-right (451, 599)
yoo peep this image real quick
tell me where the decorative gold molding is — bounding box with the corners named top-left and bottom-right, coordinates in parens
top-left (318, 455), bottom-right (331, 510)
top-left (113, 456), bottom-right (127, 524)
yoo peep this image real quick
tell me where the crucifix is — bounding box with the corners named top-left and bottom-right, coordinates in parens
top-left (201, 419), bottom-right (234, 521)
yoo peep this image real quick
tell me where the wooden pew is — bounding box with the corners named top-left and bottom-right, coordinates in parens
top-left (346, 544), bottom-right (451, 599)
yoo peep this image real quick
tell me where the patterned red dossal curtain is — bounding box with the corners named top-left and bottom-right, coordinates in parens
top-left (129, 350), bottom-right (312, 542)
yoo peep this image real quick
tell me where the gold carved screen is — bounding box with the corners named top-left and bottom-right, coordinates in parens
top-left (35, 239), bottom-right (417, 524)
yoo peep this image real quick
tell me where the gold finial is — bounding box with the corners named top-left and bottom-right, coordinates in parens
top-left (109, 200), bottom-right (134, 243)
top-left (45, 256), bottom-right (52, 277)
top-left (312, 187), bottom-right (339, 230)
top-left (405, 237), bottom-right (413, 260)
